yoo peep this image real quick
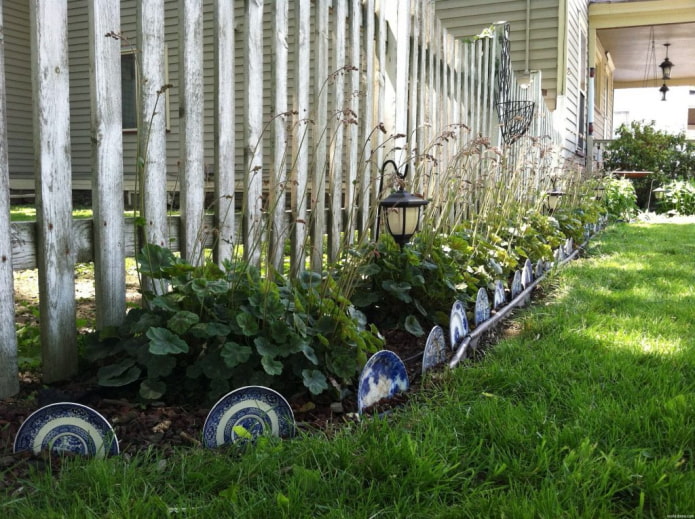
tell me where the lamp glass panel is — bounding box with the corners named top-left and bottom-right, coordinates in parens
top-left (386, 206), bottom-right (420, 238)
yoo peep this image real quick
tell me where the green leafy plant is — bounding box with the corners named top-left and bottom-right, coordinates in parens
top-left (659, 179), bottom-right (695, 215)
top-left (603, 177), bottom-right (638, 221)
top-left (604, 121), bottom-right (695, 207)
top-left (86, 245), bottom-right (382, 403)
top-left (345, 232), bottom-right (474, 336)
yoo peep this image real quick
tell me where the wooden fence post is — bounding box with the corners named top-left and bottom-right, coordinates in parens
top-left (344, 0), bottom-right (361, 246)
top-left (30, 0), bottom-right (77, 383)
top-left (0, 4), bottom-right (18, 398)
top-left (358, 0), bottom-right (375, 236)
top-left (137, 0), bottom-right (168, 295)
top-left (291, 0), bottom-right (311, 275)
top-left (88, 0), bottom-right (126, 331)
top-left (328, 0), bottom-right (346, 263)
top-left (213, 0), bottom-right (236, 266)
top-left (244, 0), bottom-right (264, 266)
top-left (270, 0), bottom-right (288, 273)
top-left (311, 0), bottom-right (329, 271)
top-left (179, 0), bottom-right (205, 265)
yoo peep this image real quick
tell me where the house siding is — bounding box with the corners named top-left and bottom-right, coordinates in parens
top-left (561, 0), bottom-right (588, 159)
top-left (435, 0), bottom-right (561, 111)
top-left (4, 1), bottom-right (33, 190)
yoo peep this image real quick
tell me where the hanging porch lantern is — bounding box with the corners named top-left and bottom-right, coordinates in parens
top-left (659, 43), bottom-right (674, 80)
top-left (659, 82), bottom-right (670, 101)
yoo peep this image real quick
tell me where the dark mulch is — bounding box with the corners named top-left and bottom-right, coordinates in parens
top-left (0, 329), bottom-right (428, 496)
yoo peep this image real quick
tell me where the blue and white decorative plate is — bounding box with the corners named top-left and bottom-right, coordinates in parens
top-left (358, 350), bottom-right (409, 414)
top-left (511, 270), bottom-right (523, 299)
top-left (422, 326), bottom-right (447, 374)
top-left (449, 300), bottom-right (469, 349)
top-left (534, 260), bottom-right (545, 279)
top-left (493, 280), bottom-right (506, 309)
top-left (522, 259), bottom-right (534, 288)
top-left (202, 386), bottom-right (295, 448)
top-left (474, 287), bottom-right (491, 326)
top-left (13, 402), bottom-right (119, 458)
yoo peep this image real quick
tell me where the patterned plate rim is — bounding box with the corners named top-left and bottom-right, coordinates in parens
top-left (13, 401), bottom-right (119, 457)
top-left (202, 385), bottom-right (295, 448)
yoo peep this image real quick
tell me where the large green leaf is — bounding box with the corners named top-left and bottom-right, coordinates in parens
top-left (261, 355), bottom-right (283, 376)
top-left (137, 244), bottom-right (176, 278)
top-left (293, 313), bottom-right (307, 337)
top-left (139, 379), bottom-right (166, 400)
top-left (221, 342), bottom-right (253, 368)
top-left (97, 359), bottom-right (141, 387)
top-left (147, 327), bottom-right (189, 355)
top-left (237, 312), bottom-right (259, 336)
top-left (381, 280), bottom-right (412, 303)
top-left (145, 354), bottom-right (177, 379)
top-left (167, 310), bottom-right (200, 335)
top-left (302, 369), bottom-right (328, 395)
top-left (404, 314), bottom-right (425, 337)
top-left (301, 342), bottom-right (319, 365)
top-left (254, 336), bottom-right (280, 357)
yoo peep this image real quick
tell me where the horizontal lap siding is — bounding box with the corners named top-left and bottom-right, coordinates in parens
top-left (435, 0), bottom-right (560, 111)
top-left (4, 2), bottom-right (33, 190)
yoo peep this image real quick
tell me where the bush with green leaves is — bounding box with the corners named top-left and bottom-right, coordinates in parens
top-left (658, 179), bottom-right (695, 215)
top-left (603, 177), bottom-right (638, 221)
top-left (344, 233), bottom-right (471, 337)
top-left (87, 245), bottom-right (382, 403)
top-left (604, 121), bottom-right (695, 207)
top-left (343, 206), bottom-right (578, 337)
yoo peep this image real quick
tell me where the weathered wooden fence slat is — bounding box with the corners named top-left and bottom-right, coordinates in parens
top-left (311, 0), bottom-right (329, 271)
top-left (244, 0), bottom-right (264, 266)
top-left (290, 0), bottom-right (310, 275)
top-left (270, 0), bottom-right (288, 273)
top-left (0, 1), bottom-right (19, 399)
top-left (88, 0), bottom-right (126, 331)
top-left (1, 1), bottom-right (566, 395)
top-left (328, 0), bottom-right (346, 264)
top-left (31, 0), bottom-right (78, 383)
top-left (344, 0), bottom-right (361, 246)
top-left (358, 0), bottom-right (375, 236)
top-left (179, 0), bottom-right (205, 265)
top-left (213, 0), bottom-right (236, 266)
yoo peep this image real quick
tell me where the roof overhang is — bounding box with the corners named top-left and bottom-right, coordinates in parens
top-left (590, 0), bottom-right (695, 89)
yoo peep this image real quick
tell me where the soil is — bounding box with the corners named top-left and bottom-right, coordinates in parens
top-left (2, 268), bottom-right (434, 496)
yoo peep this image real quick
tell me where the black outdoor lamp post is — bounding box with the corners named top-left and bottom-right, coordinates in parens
top-left (378, 160), bottom-right (429, 249)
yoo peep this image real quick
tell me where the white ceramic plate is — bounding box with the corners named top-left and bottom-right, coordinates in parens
top-left (13, 402), bottom-right (119, 458)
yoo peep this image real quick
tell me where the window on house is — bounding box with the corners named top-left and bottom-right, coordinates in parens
top-left (120, 49), bottom-right (171, 131)
top-left (688, 108), bottom-right (695, 130)
top-left (121, 51), bottom-right (138, 130)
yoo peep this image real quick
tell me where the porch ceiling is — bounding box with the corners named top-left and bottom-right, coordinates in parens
top-left (590, 0), bottom-right (695, 89)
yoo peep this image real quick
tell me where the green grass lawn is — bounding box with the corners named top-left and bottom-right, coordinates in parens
top-left (3, 221), bottom-right (694, 518)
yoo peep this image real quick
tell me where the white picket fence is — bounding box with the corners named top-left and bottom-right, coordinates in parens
top-left (0, 1), bottom-right (563, 397)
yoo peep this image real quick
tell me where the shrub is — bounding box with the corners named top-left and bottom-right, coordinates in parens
top-left (660, 180), bottom-right (695, 215)
top-left (603, 177), bottom-right (638, 221)
top-left (86, 245), bottom-right (382, 403)
top-left (604, 121), bottom-right (695, 207)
